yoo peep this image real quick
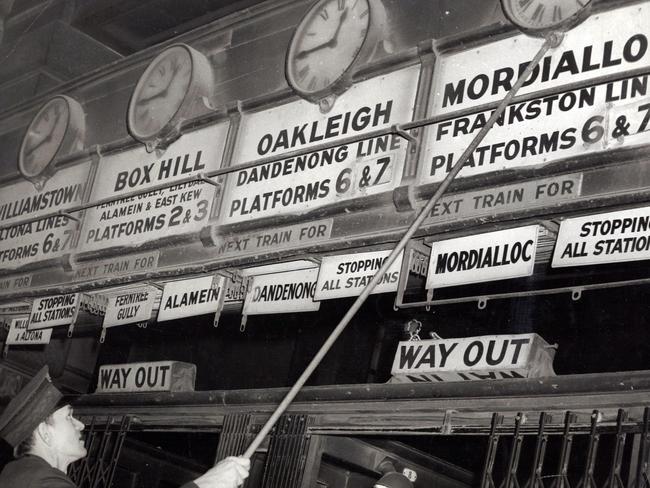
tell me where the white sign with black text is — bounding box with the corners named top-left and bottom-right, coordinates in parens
top-left (222, 66), bottom-right (420, 224)
top-left (315, 250), bottom-right (404, 300)
top-left (158, 275), bottom-right (225, 322)
top-left (28, 293), bottom-right (78, 330)
top-left (6, 317), bottom-right (52, 345)
top-left (80, 124), bottom-right (228, 253)
top-left (103, 286), bottom-right (157, 328)
top-left (243, 268), bottom-right (320, 315)
top-left (552, 205), bottom-right (650, 267)
top-left (0, 163), bottom-right (90, 269)
top-left (427, 226), bottom-right (539, 289)
top-left (391, 333), bottom-right (556, 383)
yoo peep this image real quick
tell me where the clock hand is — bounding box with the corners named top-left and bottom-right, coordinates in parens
top-left (136, 62), bottom-right (181, 106)
top-left (24, 112), bottom-right (61, 156)
top-left (295, 9), bottom-right (348, 60)
top-left (329, 8), bottom-right (348, 47)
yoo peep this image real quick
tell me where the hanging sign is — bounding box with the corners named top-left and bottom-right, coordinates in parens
top-left (552, 205), bottom-right (650, 267)
top-left (391, 333), bottom-right (556, 383)
top-left (157, 275), bottom-right (225, 322)
top-left (27, 293), bottom-right (78, 330)
top-left (208, 219), bottom-right (333, 259)
top-left (427, 226), bottom-right (539, 289)
top-left (6, 317), bottom-right (52, 345)
top-left (103, 286), bottom-right (158, 328)
top-left (395, 241), bottom-right (431, 307)
top-left (221, 65), bottom-right (420, 224)
top-left (96, 360), bottom-right (196, 393)
top-left (79, 124), bottom-right (228, 253)
top-left (242, 268), bottom-right (320, 315)
top-left (0, 162), bottom-right (90, 269)
top-left (431, 3), bottom-right (650, 116)
top-left (315, 249), bottom-right (404, 300)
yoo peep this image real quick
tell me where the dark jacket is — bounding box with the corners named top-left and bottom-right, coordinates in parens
top-left (0, 455), bottom-right (198, 488)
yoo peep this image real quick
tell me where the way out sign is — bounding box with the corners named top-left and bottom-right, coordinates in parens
top-left (97, 361), bottom-right (196, 393)
top-left (391, 333), bottom-right (556, 383)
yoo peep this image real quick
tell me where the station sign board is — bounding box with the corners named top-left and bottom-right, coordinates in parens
top-left (157, 275), bottom-right (225, 322)
top-left (242, 268), bottom-right (320, 315)
top-left (96, 360), bottom-right (196, 393)
top-left (426, 226), bottom-right (539, 289)
top-left (0, 162), bottom-right (90, 269)
top-left (552, 205), bottom-right (650, 267)
top-left (391, 333), bottom-right (556, 383)
top-left (79, 124), bottom-right (228, 253)
top-left (27, 293), bottom-right (78, 330)
top-left (315, 249), bottom-right (404, 300)
top-left (103, 286), bottom-right (158, 328)
top-left (222, 65), bottom-right (420, 224)
top-left (421, 2), bottom-right (650, 183)
top-left (6, 317), bottom-right (52, 345)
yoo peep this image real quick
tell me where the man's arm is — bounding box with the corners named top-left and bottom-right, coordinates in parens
top-left (181, 456), bottom-right (250, 488)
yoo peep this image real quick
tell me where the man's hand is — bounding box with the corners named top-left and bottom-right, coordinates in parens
top-left (192, 456), bottom-right (250, 488)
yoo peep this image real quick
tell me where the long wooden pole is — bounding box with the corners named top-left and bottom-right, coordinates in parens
top-left (243, 33), bottom-right (560, 459)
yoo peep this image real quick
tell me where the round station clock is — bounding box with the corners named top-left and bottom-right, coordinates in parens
top-left (18, 95), bottom-right (85, 186)
top-left (501, 0), bottom-right (593, 34)
top-left (285, 0), bottom-right (385, 109)
top-left (127, 44), bottom-right (213, 148)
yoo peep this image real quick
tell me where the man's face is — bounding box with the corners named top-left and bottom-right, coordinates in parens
top-left (47, 405), bottom-right (87, 464)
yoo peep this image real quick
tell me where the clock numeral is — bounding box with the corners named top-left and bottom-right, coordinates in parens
top-left (319, 8), bottom-right (329, 20)
top-left (337, 0), bottom-right (345, 10)
top-left (359, 8), bottom-right (368, 17)
top-left (351, 0), bottom-right (359, 9)
top-left (308, 77), bottom-right (318, 91)
top-left (531, 3), bottom-right (545, 24)
top-left (518, 0), bottom-right (533, 11)
top-left (552, 5), bottom-right (563, 22)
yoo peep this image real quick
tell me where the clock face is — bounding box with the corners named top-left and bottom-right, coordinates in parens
top-left (19, 97), bottom-right (70, 178)
top-left (128, 45), bottom-right (194, 141)
top-left (501, 0), bottom-right (593, 32)
top-left (286, 0), bottom-right (371, 99)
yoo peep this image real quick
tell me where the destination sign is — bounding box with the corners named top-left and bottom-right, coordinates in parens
top-left (431, 3), bottom-right (650, 116)
top-left (6, 317), bottom-right (52, 345)
top-left (422, 75), bottom-right (650, 183)
top-left (103, 286), bottom-right (158, 328)
top-left (80, 124), bottom-right (228, 253)
top-left (0, 162), bottom-right (90, 269)
top-left (158, 275), bottom-right (225, 322)
top-left (222, 65), bottom-right (420, 224)
top-left (243, 268), bottom-right (320, 315)
top-left (427, 226), bottom-right (539, 288)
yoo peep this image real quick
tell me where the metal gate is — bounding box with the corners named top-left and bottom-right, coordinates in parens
top-left (480, 408), bottom-right (650, 488)
top-left (68, 416), bottom-right (131, 488)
